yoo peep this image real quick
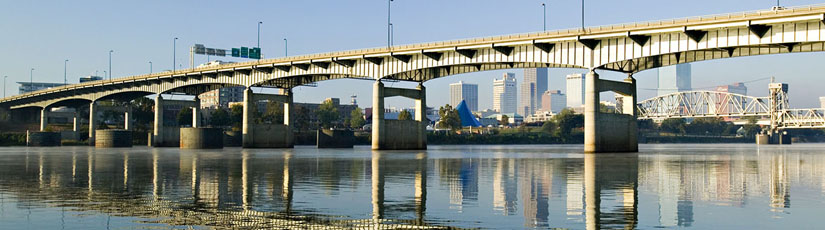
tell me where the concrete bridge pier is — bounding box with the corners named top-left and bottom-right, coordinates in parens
top-left (151, 95), bottom-right (164, 147)
top-left (39, 107), bottom-right (48, 131)
top-left (242, 88), bottom-right (294, 148)
top-left (124, 108), bottom-right (132, 131)
top-left (88, 102), bottom-right (98, 146)
top-left (192, 97), bottom-right (201, 128)
top-left (371, 81), bottom-right (427, 150)
top-left (584, 71), bottom-right (638, 153)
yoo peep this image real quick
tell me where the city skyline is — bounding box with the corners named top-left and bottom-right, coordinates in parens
top-left (3, 1), bottom-right (825, 109)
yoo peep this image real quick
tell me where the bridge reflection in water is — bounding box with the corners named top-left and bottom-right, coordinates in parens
top-left (0, 146), bottom-right (824, 229)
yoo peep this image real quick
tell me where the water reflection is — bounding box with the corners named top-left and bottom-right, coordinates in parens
top-left (0, 145), bottom-right (824, 229)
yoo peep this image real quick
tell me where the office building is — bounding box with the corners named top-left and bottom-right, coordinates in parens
top-left (199, 86), bottom-right (245, 109)
top-left (716, 82), bottom-right (747, 95)
top-left (493, 73), bottom-right (518, 114)
top-left (520, 68), bottom-right (548, 116)
top-left (657, 63), bottom-right (692, 96)
top-left (565, 73), bottom-right (586, 108)
top-left (541, 90), bottom-right (566, 114)
top-left (18, 82), bottom-right (67, 94)
top-left (450, 81), bottom-right (478, 112)
top-left (79, 75), bottom-right (103, 83)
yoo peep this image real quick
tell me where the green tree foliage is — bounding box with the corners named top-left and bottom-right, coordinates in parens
top-left (176, 108), bottom-right (193, 127)
top-left (541, 121), bottom-right (557, 134)
top-left (292, 105), bottom-right (311, 131)
top-left (500, 115), bottom-right (510, 126)
top-left (350, 108), bottom-right (366, 129)
top-left (660, 118), bottom-right (686, 134)
top-left (398, 110), bottom-right (412, 120)
top-left (130, 97), bottom-right (154, 130)
top-left (437, 104), bottom-right (461, 130)
top-left (261, 101), bottom-right (284, 124)
top-left (317, 100), bottom-right (339, 129)
top-left (553, 108), bottom-right (584, 138)
top-left (229, 104), bottom-right (244, 129)
top-left (685, 117), bottom-right (729, 135)
top-left (209, 107), bottom-right (230, 127)
top-left (742, 117), bottom-right (761, 138)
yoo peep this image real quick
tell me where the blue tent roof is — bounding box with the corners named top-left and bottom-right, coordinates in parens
top-left (456, 100), bottom-right (482, 127)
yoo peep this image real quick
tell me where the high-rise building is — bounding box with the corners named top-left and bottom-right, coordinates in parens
top-left (520, 68), bottom-right (548, 116)
top-left (493, 73), bottom-right (517, 114)
top-left (715, 82), bottom-right (747, 95)
top-left (565, 73), bottom-right (585, 108)
top-left (199, 86), bottom-right (245, 109)
top-left (541, 90), bottom-right (567, 113)
top-left (820, 97), bottom-right (825, 109)
top-left (18, 82), bottom-right (68, 94)
top-left (657, 63), bottom-right (692, 96)
top-left (450, 81), bottom-right (479, 111)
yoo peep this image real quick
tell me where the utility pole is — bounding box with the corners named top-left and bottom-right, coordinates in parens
top-left (284, 38), bottom-right (288, 57)
top-left (64, 59), bottom-right (69, 84)
top-left (581, 0), bottom-right (585, 31)
top-left (389, 23), bottom-right (394, 47)
top-left (3, 75), bottom-right (7, 97)
top-left (29, 68), bottom-right (34, 93)
top-left (149, 61), bottom-right (153, 74)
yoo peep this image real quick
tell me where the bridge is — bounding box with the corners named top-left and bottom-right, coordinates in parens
top-left (4, 4), bottom-right (825, 152)
top-left (637, 82), bottom-right (825, 129)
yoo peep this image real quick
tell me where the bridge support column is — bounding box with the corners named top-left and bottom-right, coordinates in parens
top-left (40, 107), bottom-right (48, 131)
top-left (371, 80), bottom-right (427, 150)
top-left (192, 97), bottom-right (201, 128)
top-left (89, 102), bottom-right (97, 146)
top-left (124, 108), bottom-right (132, 131)
top-left (584, 71), bottom-right (638, 153)
top-left (72, 111), bottom-right (80, 133)
top-left (242, 88), bottom-right (254, 148)
top-left (152, 95), bottom-right (164, 147)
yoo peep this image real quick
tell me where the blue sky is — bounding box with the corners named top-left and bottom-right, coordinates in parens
top-left (2, 0), bottom-right (825, 108)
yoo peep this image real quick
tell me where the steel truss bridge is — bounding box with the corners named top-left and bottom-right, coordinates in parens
top-left (636, 83), bottom-right (825, 130)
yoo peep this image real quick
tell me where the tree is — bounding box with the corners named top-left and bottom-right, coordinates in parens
top-left (686, 117), bottom-right (727, 135)
top-left (553, 108), bottom-right (584, 138)
top-left (500, 115), bottom-right (510, 126)
top-left (398, 110), bottom-right (412, 120)
top-left (130, 97), bottom-right (154, 131)
top-left (437, 104), bottom-right (461, 130)
top-left (541, 121), bottom-right (557, 134)
top-left (210, 107), bottom-right (230, 127)
top-left (742, 116), bottom-right (761, 138)
top-left (350, 108), bottom-right (366, 129)
top-left (261, 100), bottom-right (283, 124)
top-left (660, 118), bottom-right (686, 134)
top-left (317, 100), bottom-right (339, 129)
top-left (230, 104), bottom-right (244, 129)
top-left (177, 108), bottom-right (193, 127)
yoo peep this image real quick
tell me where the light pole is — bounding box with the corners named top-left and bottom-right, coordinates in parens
top-left (149, 61), bottom-right (153, 74)
top-left (542, 3), bottom-right (546, 31)
top-left (64, 59), bottom-right (69, 84)
top-left (581, 0), bottom-right (585, 31)
top-left (284, 38), bottom-right (288, 57)
top-left (3, 76), bottom-right (7, 97)
top-left (173, 37), bottom-right (178, 72)
top-left (257, 21), bottom-right (263, 48)
top-left (108, 50), bottom-right (113, 80)
top-left (29, 68), bottom-right (34, 92)
top-left (388, 0), bottom-right (393, 48)
top-left (389, 23), bottom-right (394, 47)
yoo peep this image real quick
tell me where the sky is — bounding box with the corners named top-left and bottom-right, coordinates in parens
top-left (2, 0), bottom-right (825, 109)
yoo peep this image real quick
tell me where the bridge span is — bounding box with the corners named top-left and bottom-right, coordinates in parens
top-left (5, 5), bottom-right (825, 152)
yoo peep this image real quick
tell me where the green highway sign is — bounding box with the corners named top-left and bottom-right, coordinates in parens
top-left (230, 47), bottom-right (261, 59)
top-left (232, 48), bottom-right (240, 57)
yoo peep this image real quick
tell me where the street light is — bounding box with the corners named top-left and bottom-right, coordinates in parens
top-left (389, 23), bottom-right (394, 47)
top-left (173, 37), bottom-right (179, 72)
top-left (542, 3), bottom-right (546, 31)
top-left (581, 0), bottom-right (585, 31)
top-left (149, 61), bottom-right (153, 74)
top-left (3, 75), bottom-right (7, 98)
top-left (64, 59), bottom-right (69, 84)
top-left (257, 21), bottom-right (263, 48)
top-left (108, 50), bottom-right (113, 80)
top-left (284, 38), bottom-right (288, 57)
top-left (29, 68), bottom-right (34, 92)
top-left (388, 0), bottom-right (393, 48)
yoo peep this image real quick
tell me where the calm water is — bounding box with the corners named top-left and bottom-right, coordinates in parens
top-left (0, 144), bottom-right (823, 229)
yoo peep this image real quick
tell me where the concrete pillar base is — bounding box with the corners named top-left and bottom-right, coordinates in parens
top-left (757, 133), bottom-right (792, 145)
top-left (95, 129), bottom-right (133, 148)
top-left (27, 131), bottom-right (61, 147)
top-left (317, 129), bottom-right (354, 148)
top-left (223, 131), bottom-right (242, 147)
top-left (756, 134), bottom-right (770, 145)
top-left (180, 127), bottom-right (223, 149)
top-left (246, 124), bottom-right (294, 148)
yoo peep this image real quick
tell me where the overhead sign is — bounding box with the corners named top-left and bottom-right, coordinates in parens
top-left (231, 47), bottom-right (261, 59)
top-left (192, 44), bottom-right (227, 57)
